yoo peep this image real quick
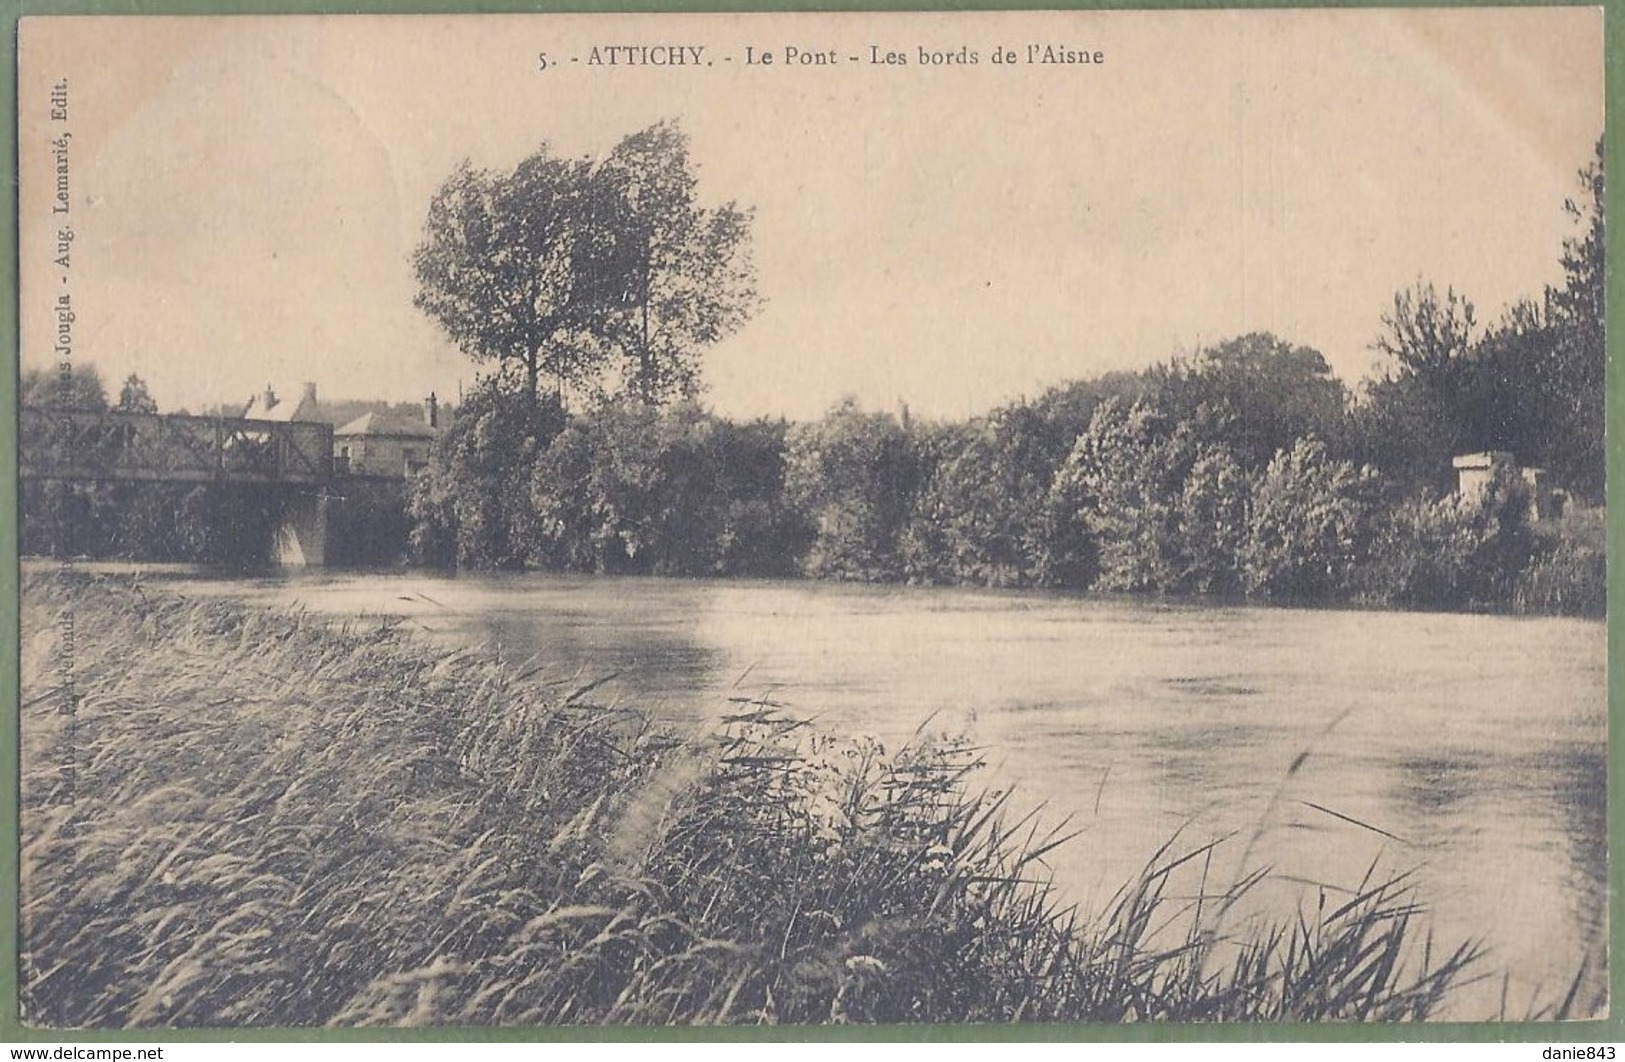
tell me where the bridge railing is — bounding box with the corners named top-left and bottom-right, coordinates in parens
top-left (19, 407), bottom-right (334, 484)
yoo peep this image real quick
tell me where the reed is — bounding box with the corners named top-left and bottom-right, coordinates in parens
top-left (19, 570), bottom-right (1487, 1027)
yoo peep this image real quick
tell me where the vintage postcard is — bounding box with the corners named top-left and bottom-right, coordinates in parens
top-left (13, 9), bottom-right (1607, 1031)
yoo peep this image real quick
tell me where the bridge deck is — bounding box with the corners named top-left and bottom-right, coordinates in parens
top-left (20, 407), bottom-right (334, 485)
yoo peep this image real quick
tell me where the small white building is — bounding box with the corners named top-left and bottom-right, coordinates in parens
top-left (1451, 451), bottom-right (1514, 497)
top-left (1452, 451), bottom-right (1558, 522)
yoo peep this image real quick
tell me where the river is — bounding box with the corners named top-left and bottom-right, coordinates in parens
top-left (158, 568), bottom-right (1607, 1019)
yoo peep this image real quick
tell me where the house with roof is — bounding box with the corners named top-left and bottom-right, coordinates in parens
top-left (243, 382), bottom-right (321, 423)
top-left (335, 395), bottom-right (441, 478)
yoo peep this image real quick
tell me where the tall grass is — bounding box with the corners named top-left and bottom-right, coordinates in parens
top-left (20, 571), bottom-right (1488, 1027)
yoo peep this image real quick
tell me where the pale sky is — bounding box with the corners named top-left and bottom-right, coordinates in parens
top-left (17, 9), bottom-right (1604, 421)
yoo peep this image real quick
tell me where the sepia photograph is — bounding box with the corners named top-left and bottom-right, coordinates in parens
top-left (13, 9), bottom-right (1608, 1029)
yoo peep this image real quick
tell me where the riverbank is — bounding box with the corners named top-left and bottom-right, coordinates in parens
top-left (20, 571), bottom-right (1521, 1026)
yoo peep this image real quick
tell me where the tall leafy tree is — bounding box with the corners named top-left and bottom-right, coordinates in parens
top-left (1047, 398), bottom-right (1235, 593)
top-left (414, 152), bottom-right (599, 402)
top-left (1355, 142), bottom-right (1604, 498)
top-left (1544, 140), bottom-right (1605, 498)
top-left (901, 405), bottom-right (1067, 587)
top-left (414, 121), bottom-right (756, 406)
top-left (115, 373), bottom-right (158, 413)
top-left (1553, 140), bottom-right (1605, 350)
top-left (1375, 281), bottom-right (1478, 392)
top-left (1153, 332), bottom-right (1349, 467)
top-left (589, 122), bottom-right (758, 403)
top-left (1461, 299), bottom-right (1554, 458)
top-left (1355, 282), bottom-right (1480, 489)
top-left (21, 363), bottom-right (106, 410)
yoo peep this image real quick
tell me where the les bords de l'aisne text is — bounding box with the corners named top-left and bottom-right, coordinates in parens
top-left (534, 41), bottom-right (1106, 71)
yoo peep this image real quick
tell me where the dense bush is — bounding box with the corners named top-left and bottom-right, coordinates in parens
top-left (327, 481), bottom-right (414, 567)
top-left (1514, 509), bottom-right (1607, 617)
top-left (1241, 440), bottom-right (1377, 603)
top-left (1043, 400), bottom-right (1256, 595)
top-left (710, 418), bottom-right (815, 577)
top-left (900, 407), bottom-right (1058, 588)
top-left (409, 378), bottom-right (565, 569)
top-left (520, 400), bottom-right (810, 577)
top-left (1175, 445), bottom-right (1251, 595)
top-left (1358, 472), bottom-right (1536, 610)
top-left (1048, 400), bottom-right (1189, 593)
top-left (783, 400), bottom-right (922, 581)
top-left (1514, 538), bottom-right (1606, 617)
top-left (529, 400), bottom-right (728, 574)
top-left (396, 378), bottom-right (1598, 618)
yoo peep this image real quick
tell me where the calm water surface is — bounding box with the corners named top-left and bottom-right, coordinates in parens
top-left (165, 569), bottom-right (1606, 1019)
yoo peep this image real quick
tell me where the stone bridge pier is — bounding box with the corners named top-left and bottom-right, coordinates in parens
top-left (274, 490), bottom-right (330, 568)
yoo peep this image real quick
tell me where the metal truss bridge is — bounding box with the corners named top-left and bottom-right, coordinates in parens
top-left (19, 408), bottom-right (334, 485)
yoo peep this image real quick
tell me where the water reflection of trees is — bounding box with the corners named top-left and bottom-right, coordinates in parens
top-left (1385, 739), bottom-right (1606, 1014)
top-left (1389, 743), bottom-right (1604, 901)
top-left (1545, 742), bottom-right (1606, 933)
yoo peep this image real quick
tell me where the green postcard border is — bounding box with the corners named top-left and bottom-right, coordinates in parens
top-left (0, 0), bottom-right (1617, 1046)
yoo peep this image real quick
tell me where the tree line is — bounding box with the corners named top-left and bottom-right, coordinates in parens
top-left (18, 125), bottom-right (1603, 616)
top-left (404, 130), bottom-right (1602, 616)
top-left (404, 334), bottom-right (1600, 615)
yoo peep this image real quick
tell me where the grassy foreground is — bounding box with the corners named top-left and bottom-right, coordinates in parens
top-left (20, 571), bottom-right (1486, 1027)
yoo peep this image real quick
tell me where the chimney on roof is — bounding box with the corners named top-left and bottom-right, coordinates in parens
top-left (424, 392), bottom-right (439, 429)
top-left (262, 384), bottom-right (278, 412)
top-left (301, 382), bottom-right (317, 407)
